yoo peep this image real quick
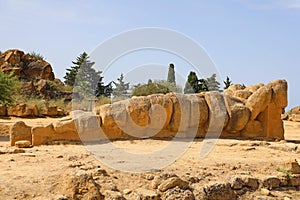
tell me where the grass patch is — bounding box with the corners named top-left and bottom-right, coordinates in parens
top-left (276, 167), bottom-right (293, 178)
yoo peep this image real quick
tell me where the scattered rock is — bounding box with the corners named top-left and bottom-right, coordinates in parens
top-left (15, 140), bottom-right (32, 148)
top-left (161, 186), bottom-right (194, 200)
top-left (284, 159), bottom-right (300, 174)
top-left (263, 177), bottom-right (281, 189)
top-left (158, 177), bottom-right (188, 192)
top-left (242, 177), bottom-right (259, 191)
top-left (231, 177), bottom-right (244, 190)
top-left (136, 188), bottom-right (160, 200)
top-left (260, 188), bottom-right (270, 196)
top-left (103, 190), bottom-right (124, 200)
top-left (122, 189), bottom-right (132, 195)
top-left (203, 183), bottom-right (236, 200)
top-left (67, 171), bottom-right (103, 200)
top-left (289, 174), bottom-right (300, 187)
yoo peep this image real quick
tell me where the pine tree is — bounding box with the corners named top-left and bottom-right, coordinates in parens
top-left (184, 72), bottom-right (199, 94)
top-left (206, 74), bottom-right (220, 91)
top-left (64, 52), bottom-right (89, 87)
top-left (75, 54), bottom-right (102, 97)
top-left (95, 76), bottom-right (112, 97)
top-left (112, 74), bottom-right (130, 97)
top-left (199, 78), bottom-right (208, 92)
top-left (167, 63), bottom-right (176, 85)
top-left (223, 76), bottom-right (232, 89)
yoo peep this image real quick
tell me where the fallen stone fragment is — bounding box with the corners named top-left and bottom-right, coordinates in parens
top-left (15, 140), bottom-right (32, 148)
top-left (158, 177), bottom-right (188, 192)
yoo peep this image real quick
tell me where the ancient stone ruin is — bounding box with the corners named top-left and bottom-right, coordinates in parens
top-left (10, 79), bottom-right (287, 146)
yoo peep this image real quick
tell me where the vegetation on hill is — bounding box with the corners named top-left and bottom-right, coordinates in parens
top-left (0, 71), bottom-right (20, 105)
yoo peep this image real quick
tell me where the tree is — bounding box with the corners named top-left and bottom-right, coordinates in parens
top-left (0, 71), bottom-right (20, 105)
top-left (95, 76), bottom-right (112, 97)
top-left (64, 52), bottom-right (88, 87)
top-left (112, 74), bottom-right (130, 97)
top-left (184, 72), bottom-right (199, 94)
top-left (206, 74), bottom-right (220, 91)
top-left (75, 53), bottom-right (102, 97)
top-left (223, 76), bottom-right (232, 89)
top-left (199, 78), bottom-right (208, 92)
top-left (167, 63), bottom-right (176, 85)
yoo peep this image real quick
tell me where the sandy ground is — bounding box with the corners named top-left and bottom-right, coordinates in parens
top-left (0, 118), bottom-right (299, 199)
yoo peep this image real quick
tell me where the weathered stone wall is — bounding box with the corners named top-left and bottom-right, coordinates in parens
top-left (9, 80), bottom-right (288, 146)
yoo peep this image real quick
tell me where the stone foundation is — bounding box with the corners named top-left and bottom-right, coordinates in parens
top-left (10, 79), bottom-right (288, 146)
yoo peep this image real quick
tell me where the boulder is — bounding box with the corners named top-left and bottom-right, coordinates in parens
top-left (0, 104), bottom-right (7, 116)
top-left (267, 80), bottom-right (288, 108)
top-left (283, 159), bottom-right (300, 174)
top-left (42, 106), bottom-right (58, 117)
top-left (53, 119), bottom-right (77, 134)
top-left (233, 90), bottom-right (252, 100)
top-left (224, 95), bottom-right (250, 133)
top-left (74, 112), bottom-right (102, 142)
top-left (290, 114), bottom-right (300, 122)
top-left (0, 49), bottom-right (55, 81)
top-left (148, 94), bottom-right (173, 130)
top-left (66, 172), bottom-right (103, 200)
top-left (246, 86), bottom-right (272, 120)
top-left (224, 84), bottom-right (245, 96)
top-left (15, 140), bottom-right (32, 148)
top-left (226, 105), bottom-right (250, 133)
top-left (10, 121), bottom-right (32, 146)
top-left (241, 120), bottom-right (264, 138)
top-left (7, 104), bottom-right (38, 117)
top-left (227, 84), bottom-right (245, 92)
top-left (203, 183), bottom-right (236, 200)
top-left (161, 186), bottom-right (194, 200)
top-left (158, 177), bottom-right (188, 192)
top-left (98, 104), bottom-right (125, 139)
top-left (135, 188), bottom-right (159, 200)
top-left (26, 60), bottom-right (54, 81)
top-left (263, 177), bottom-right (281, 189)
top-left (192, 94), bottom-right (209, 137)
top-left (204, 92), bottom-right (228, 137)
top-left (20, 81), bottom-right (36, 96)
top-left (291, 106), bottom-right (300, 115)
top-left (245, 83), bottom-right (264, 93)
top-left (126, 96), bottom-right (150, 127)
top-left (168, 93), bottom-right (191, 135)
top-left (32, 124), bottom-right (56, 145)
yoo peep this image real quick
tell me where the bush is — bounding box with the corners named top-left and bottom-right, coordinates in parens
top-left (28, 51), bottom-right (45, 61)
top-left (0, 71), bottom-right (21, 105)
top-left (132, 80), bottom-right (181, 97)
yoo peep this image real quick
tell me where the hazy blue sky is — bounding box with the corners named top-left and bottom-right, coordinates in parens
top-left (0, 0), bottom-right (299, 109)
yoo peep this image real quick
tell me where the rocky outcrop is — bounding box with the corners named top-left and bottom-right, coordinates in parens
top-left (9, 80), bottom-right (288, 146)
top-left (7, 104), bottom-right (39, 117)
top-left (0, 49), bottom-right (54, 81)
top-left (0, 49), bottom-right (72, 99)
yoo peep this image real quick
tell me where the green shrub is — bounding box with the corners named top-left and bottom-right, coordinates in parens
top-left (132, 80), bottom-right (181, 97)
top-left (0, 71), bottom-right (21, 105)
top-left (28, 51), bottom-right (45, 61)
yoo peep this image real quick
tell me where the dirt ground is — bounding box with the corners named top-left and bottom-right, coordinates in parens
top-left (0, 118), bottom-right (299, 199)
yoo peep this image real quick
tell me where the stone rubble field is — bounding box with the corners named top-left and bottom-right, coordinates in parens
top-left (0, 118), bottom-right (299, 200)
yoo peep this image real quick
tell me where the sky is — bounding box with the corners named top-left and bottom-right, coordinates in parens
top-left (0, 0), bottom-right (299, 109)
